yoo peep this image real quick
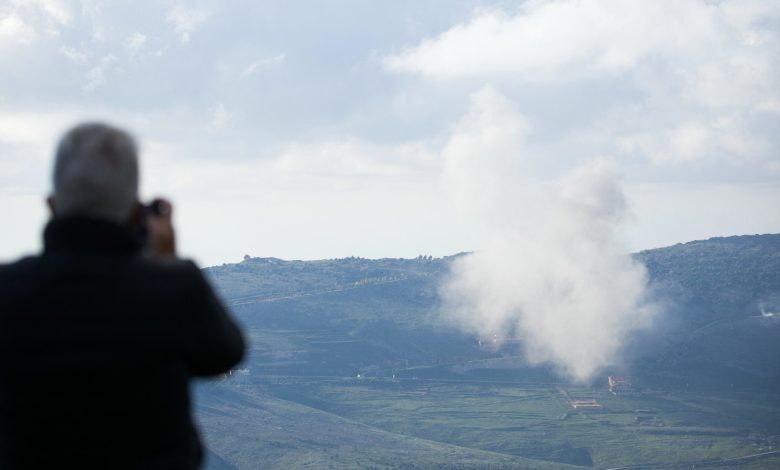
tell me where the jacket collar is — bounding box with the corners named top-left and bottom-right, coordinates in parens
top-left (43, 216), bottom-right (143, 255)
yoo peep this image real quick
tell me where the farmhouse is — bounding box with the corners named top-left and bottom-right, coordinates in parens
top-left (608, 376), bottom-right (633, 396)
top-left (570, 399), bottom-right (602, 410)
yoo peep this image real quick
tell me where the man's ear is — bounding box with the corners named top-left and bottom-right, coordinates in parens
top-left (46, 196), bottom-right (56, 217)
top-left (127, 201), bottom-right (144, 226)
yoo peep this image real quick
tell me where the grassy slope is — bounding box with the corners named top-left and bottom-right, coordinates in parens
top-left (263, 381), bottom-right (780, 469)
top-left (195, 383), bottom-right (582, 470)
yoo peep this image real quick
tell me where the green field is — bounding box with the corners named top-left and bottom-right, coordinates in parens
top-left (196, 381), bottom-right (581, 469)
top-left (194, 321), bottom-right (780, 469)
top-left (197, 376), bottom-right (780, 469)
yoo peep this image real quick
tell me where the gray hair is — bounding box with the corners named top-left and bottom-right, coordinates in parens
top-left (52, 123), bottom-right (139, 223)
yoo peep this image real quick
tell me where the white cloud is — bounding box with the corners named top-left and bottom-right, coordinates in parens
top-left (209, 102), bottom-right (233, 130)
top-left (274, 138), bottom-right (437, 182)
top-left (682, 49), bottom-right (780, 112)
top-left (618, 116), bottom-right (772, 165)
top-left (25, 0), bottom-right (72, 27)
top-left (167, 5), bottom-right (210, 43)
top-left (0, 110), bottom-right (74, 146)
top-left (385, 0), bottom-right (777, 89)
top-left (0, 0), bottom-right (77, 48)
top-left (125, 31), bottom-right (146, 51)
top-left (77, 0), bottom-right (105, 43)
top-left (0, 0), bottom-right (73, 41)
top-left (385, 2), bottom-right (675, 80)
top-left (82, 54), bottom-right (117, 93)
top-left (240, 53), bottom-right (286, 78)
top-left (59, 45), bottom-right (88, 62)
top-left (386, 0), bottom-right (780, 168)
top-left (0, 110), bottom-right (78, 200)
top-left (0, 12), bottom-right (36, 45)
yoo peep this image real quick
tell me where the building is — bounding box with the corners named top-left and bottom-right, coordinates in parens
top-left (570, 399), bottom-right (602, 410)
top-left (608, 376), bottom-right (633, 396)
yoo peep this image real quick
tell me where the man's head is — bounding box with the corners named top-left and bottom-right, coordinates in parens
top-left (51, 123), bottom-right (139, 224)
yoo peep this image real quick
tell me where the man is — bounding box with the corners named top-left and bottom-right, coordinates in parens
top-left (0, 123), bottom-right (245, 469)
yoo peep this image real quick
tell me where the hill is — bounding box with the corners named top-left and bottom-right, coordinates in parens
top-left (203, 234), bottom-right (779, 386)
top-left (635, 234), bottom-right (780, 325)
top-left (198, 234), bottom-right (780, 468)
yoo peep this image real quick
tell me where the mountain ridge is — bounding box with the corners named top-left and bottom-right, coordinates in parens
top-left (202, 233), bottom-right (779, 390)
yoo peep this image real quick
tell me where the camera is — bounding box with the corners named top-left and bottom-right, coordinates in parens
top-left (135, 199), bottom-right (168, 245)
top-left (143, 199), bottom-right (165, 219)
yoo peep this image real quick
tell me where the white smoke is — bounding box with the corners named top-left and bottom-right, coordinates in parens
top-left (440, 87), bottom-right (658, 383)
top-left (759, 304), bottom-right (777, 318)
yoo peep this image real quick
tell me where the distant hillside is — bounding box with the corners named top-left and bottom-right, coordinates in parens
top-left (627, 235), bottom-right (780, 390)
top-left (207, 256), bottom-right (444, 305)
top-left (199, 235), bottom-right (780, 468)
top-left (635, 234), bottom-right (780, 325)
top-left (204, 234), bottom-right (780, 388)
top-left (205, 255), bottom-right (449, 330)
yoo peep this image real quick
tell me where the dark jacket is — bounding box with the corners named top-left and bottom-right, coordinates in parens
top-left (0, 217), bottom-right (245, 469)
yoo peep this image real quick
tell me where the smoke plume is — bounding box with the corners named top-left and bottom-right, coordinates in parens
top-left (440, 88), bottom-right (657, 383)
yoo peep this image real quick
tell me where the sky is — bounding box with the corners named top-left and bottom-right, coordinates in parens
top-left (1, 0), bottom-right (778, 267)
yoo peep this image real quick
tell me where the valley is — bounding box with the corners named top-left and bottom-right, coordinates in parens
top-left (197, 234), bottom-right (780, 469)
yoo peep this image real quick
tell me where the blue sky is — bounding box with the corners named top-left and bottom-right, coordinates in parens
top-left (1, 0), bottom-right (779, 266)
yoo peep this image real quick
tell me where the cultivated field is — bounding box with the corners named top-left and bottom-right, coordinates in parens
top-left (198, 376), bottom-right (780, 469)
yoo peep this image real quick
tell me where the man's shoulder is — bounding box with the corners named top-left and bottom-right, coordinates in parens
top-left (127, 257), bottom-right (212, 292)
top-left (0, 254), bottom-right (200, 277)
top-left (0, 256), bottom-right (47, 305)
top-left (0, 256), bottom-right (42, 281)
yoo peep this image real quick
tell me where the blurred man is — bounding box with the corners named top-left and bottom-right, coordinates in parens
top-left (0, 123), bottom-right (245, 469)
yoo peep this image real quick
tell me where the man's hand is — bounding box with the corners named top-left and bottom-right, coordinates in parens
top-left (146, 199), bottom-right (177, 259)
